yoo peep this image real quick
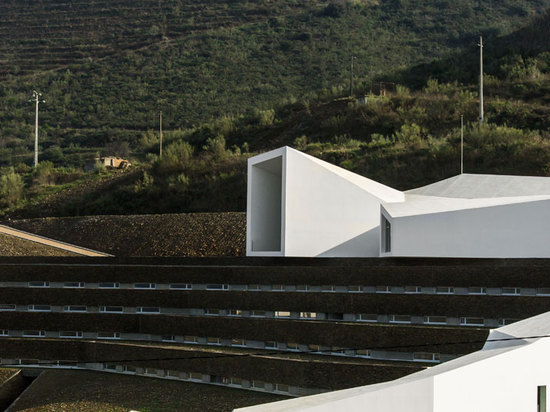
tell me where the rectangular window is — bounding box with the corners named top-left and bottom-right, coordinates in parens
top-left (251, 380), bottom-right (265, 389)
top-left (247, 284), bottom-right (261, 291)
top-left (228, 309), bottom-right (242, 317)
top-left (460, 317), bottom-right (485, 326)
top-left (468, 287), bottom-right (487, 295)
top-left (134, 283), bottom-right (156, 289)
top-left (275, 311), bottom-right (291, 318)
top-left (390, 315), bottom-right (411, 324)
top-left (63, 282), bottom-right (84, 288)
top-left (136, 307), bottom-right (160, 314)
top-left (64, 305), bottom-right (87, 312)
top-left (124, 365), bottom-right (137, 374)
top-left (251, 310), bottom-right (266, 318)
top-left (436, 287), bottom-right (454, 294)
top-left (348, 286), bottom-right (362, 293)
top-left (231, 338), bottom-right (246, 347)
top-left (169, 284), bottom-right (192, 290)
top-left (356, 349), bottom-right (371, 357)
top-left (265, 341), bottom-right (277, 349)
top-left (424, 316), bottom-right (447, 325)
top-left (498, 318), bottom-right (518, 326)
top-left (228, 377), bottom-right (242, 386)
top-left (376, 286), bottom-right (391, 293)
top-left (405, 286), bottom-right (422, 294)
top-left (189, 372), bottom-right (203, 381)
top-left (501, 287), bottom-right (520, 296)
top-left (0, 330), bottom-right (8, 336)
top-left (296, 285), bottom-right (309, 292)
top-left (60, 331), bottom-right (83, 338)
top-left (206, 284), bottom-right (228, 291)
top-left (28, 305), bottom-right (51, 312)
top-left (355, 313), bottom-right (378, 322)
top-left (308, 344), bottom-right (321, 353)
top-left (321, 285), bottom-right (336, 292)
top-left (331, 346), bottom-right (345, 355)
top-left (537, 288), bottom-right (550, 296)
top-left (538, 386), bottom-right (547, 412)
top-left (0, 305), bottom-right (15, 311)
top-left (100, 306), bottom-right (123, 313)
top-left (97, 332), bottom-right (120, 340)
top-left (99, 282), bottom-right (120, 289)
top-left (23, 330), bottom-right (45, 337)
top-left (300, 312), bottom-right (316, 320)
top-left (286, 342), bottom-right (299, 351)
top-left (28, 281), bottom-right (49, 288)
top-left (413, 352), bottom-right (440, 362)
top-left (161, 335), bottom-right (176, 342)
top-left (275, 383), bottom-right (289, 393)
top-left (184, 336), bottom-right (198, 344)
top-left (167, 370), bottom-right (180, 378)
top-left (271, 284), bottom-right (284, 291)
top-left (207, 337), bottom-right (221, 345)
top-left (205, 309), bottom-right (220, 316)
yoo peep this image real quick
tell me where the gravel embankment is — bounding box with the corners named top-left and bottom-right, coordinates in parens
top-left (4, 212), bottom-right (246, 257)
top-left (0, 233), bottom-right (78, 257)
top-left (9, 369), bottom-right (286, 412)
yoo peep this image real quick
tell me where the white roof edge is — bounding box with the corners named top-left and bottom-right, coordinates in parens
top-left (285, 147), bottom-right (405, 202)
top-left (248, 146), bottom-right (287, 165)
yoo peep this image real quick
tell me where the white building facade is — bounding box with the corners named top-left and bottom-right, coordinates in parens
top-left (234, 311), bottom-right (550, 412)
top-left (247, 147), bottom-right (550, 258)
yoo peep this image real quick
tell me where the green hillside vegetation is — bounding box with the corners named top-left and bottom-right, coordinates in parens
top-left (2, 1), bottom-right (550, 217)
top-left (0, 0), bottom-right (547, 168)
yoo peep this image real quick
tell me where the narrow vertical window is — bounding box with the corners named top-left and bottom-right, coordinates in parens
top-left (381, 215), bottom-right (391, 253)
top-left (539, 386), bottom-right (546, 412)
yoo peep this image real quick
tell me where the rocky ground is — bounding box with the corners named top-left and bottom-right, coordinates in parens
top-left (2, 212), bottom-right (246, 257)
top-left (9, 369), bottom-right (286, 412)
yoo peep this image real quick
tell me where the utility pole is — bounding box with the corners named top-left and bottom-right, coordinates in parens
top-left (461, 115), bottom-right (464, 174)
top-left (349, 56), bottom-right (357, 97)
top-left (30, 90), bottom-right (44, 168)
top-left (478, 36), bottom-right (484, 126)
top-left (159, 111), bottom-right (163, 159)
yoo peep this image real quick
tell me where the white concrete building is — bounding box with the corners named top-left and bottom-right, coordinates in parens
top-left (247, 147), bottom-right (550, 258)
top-left (234, 310), bottom-right (550, 412)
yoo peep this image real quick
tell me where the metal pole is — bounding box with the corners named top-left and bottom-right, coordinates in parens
top-left (479, 36), bottom-right (484, 126)
top-left (159, 111), bottom-right (163, 159)
top-left (33, 91), bottom-right (39, 168)
top-left (461, 115), bottom-right (464, 174)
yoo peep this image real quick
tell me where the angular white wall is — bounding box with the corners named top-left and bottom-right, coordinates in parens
top-left (246, 147), bottom-right (403, 257)
top-left (384, 198), bottom-right (550, 258)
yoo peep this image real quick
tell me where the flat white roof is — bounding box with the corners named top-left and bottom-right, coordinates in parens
top-left (382, 194), bottom-right (550, 218)
top-left (406, 173), bottom-right (550, 199)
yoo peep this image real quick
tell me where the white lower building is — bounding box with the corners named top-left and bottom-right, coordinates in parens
top-left (234, 310), bottom-right (550, 412)
top-left (247, 147), bottom-right (550, 258)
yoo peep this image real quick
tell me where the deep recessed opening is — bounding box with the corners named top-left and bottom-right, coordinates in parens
top-left (250, 156), bottom-right (283, 252)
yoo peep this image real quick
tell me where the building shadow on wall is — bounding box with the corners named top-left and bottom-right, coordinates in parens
top-left (316, 227), bottom-right (380, 258)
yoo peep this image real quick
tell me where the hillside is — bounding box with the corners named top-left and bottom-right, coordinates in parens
top-left (5, 213), bottom-right (246, 256)
top-left (0, 0), bottom-right (547, 169)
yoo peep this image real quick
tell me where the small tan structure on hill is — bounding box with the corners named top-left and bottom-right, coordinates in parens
top-left (96, 156), bottom-right (131, 169)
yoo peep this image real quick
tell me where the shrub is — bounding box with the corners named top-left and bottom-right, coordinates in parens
top-left (0, 168), bottom-right (24, 207)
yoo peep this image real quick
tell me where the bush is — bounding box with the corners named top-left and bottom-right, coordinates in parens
top-left (0, 168), bottom-right (24, 207)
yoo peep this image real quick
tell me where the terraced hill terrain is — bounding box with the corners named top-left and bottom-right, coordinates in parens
top-left (4, 212), bottom-right (246, 256)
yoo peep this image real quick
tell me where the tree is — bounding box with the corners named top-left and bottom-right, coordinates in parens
top-left (0, 168), bottom-right (24, 207)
